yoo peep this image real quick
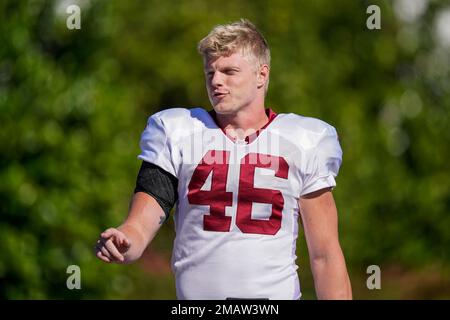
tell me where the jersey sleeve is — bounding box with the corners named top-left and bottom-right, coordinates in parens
top-left (137, 114), bottom-right (178, 177)
top-left (300, 125), bottom-right (342, 196)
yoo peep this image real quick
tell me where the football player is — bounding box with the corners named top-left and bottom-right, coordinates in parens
top-left (95, 19), bottom-right (352, 300)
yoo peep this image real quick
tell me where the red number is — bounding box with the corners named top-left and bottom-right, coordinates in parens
top-left (188, 150), bottom-right (289, 235)
top-left (187, 150), bottom-right (233, 232)
top-left (236, 153), bottom-right (289, 235)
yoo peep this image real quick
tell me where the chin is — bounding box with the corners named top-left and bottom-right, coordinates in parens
top-left (213, 103), bottom-right (238, 115)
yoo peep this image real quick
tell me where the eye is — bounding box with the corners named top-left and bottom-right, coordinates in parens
top-left (225, 69), bottom-right (238, 75)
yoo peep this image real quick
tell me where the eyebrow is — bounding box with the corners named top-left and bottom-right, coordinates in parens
top-left (205, 67), bottom-right (241, 73)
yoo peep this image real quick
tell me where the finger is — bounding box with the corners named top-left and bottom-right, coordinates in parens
top-left (94, 242), bottom-right (100, 253)
top-left (101, 228), bottom-right (119, 239)
top-left (104, 240), bottom-right (125, 262)
top-left (109, 232), bottom-right (131, 251)
top-left (100, 246), bottom-right (113, 260)
top-left (114, 233), bottom-right (130, 248)
top-left (96, 251), bottom-right (111, 263)
top-left (121, 237), bottom-right (131, 248)
top-left (96, 250), bottom-right (111, 263)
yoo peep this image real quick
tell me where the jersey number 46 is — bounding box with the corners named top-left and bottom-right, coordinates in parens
top-left (188, 150), bottom-right (289, 236)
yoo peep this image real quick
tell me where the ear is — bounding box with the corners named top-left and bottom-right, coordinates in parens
top-left (256, 64), bottom-right (269, 89)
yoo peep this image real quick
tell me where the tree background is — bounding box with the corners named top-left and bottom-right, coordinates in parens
top-left (1, 0), bottom-right (449, 299)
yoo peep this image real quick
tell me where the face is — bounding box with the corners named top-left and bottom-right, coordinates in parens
top-left (204, 51), bottom-right (268, 115)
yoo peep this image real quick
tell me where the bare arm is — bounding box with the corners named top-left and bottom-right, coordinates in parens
top-left (95, 192), bottom-right (167, 264)
top-left (298, 188), bottom-right (352, 299)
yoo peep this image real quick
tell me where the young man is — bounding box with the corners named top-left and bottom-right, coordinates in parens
top-left (95, 19), bottom-right (352, 300)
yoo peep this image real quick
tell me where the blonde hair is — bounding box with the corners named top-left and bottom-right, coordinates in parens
top-left (198, 19), bottom-right (271, 71)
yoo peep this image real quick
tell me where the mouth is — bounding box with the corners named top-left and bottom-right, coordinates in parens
top-left (213, 92), bottom-right (228, 100)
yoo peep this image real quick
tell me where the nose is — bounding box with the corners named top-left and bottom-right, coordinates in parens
top-left (210, 71), bottom-right (223, 88)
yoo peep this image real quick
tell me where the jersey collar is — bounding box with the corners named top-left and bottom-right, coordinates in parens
top-left (208, 108), bottom-right (277, 144)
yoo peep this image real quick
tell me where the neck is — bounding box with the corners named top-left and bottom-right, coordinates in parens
top-left (215, 103), bottom-right (268, 140)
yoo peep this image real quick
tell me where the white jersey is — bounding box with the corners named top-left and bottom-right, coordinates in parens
top-left (138, 107), bottom-right (342, 300)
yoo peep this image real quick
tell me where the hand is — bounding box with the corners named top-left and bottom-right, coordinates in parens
top-left (94, 228), bottom-right (132, 263)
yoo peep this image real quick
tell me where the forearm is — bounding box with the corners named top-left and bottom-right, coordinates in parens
top-left (117, 192), bottom-right (165, 263)
top-left (310, 249), bottom-right (352, 300)
top-left (116, 223), bottom-right (148, 263)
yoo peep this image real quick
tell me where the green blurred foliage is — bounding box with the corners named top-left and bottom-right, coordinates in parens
top-left (1, 0), bottom-right (449, 299)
